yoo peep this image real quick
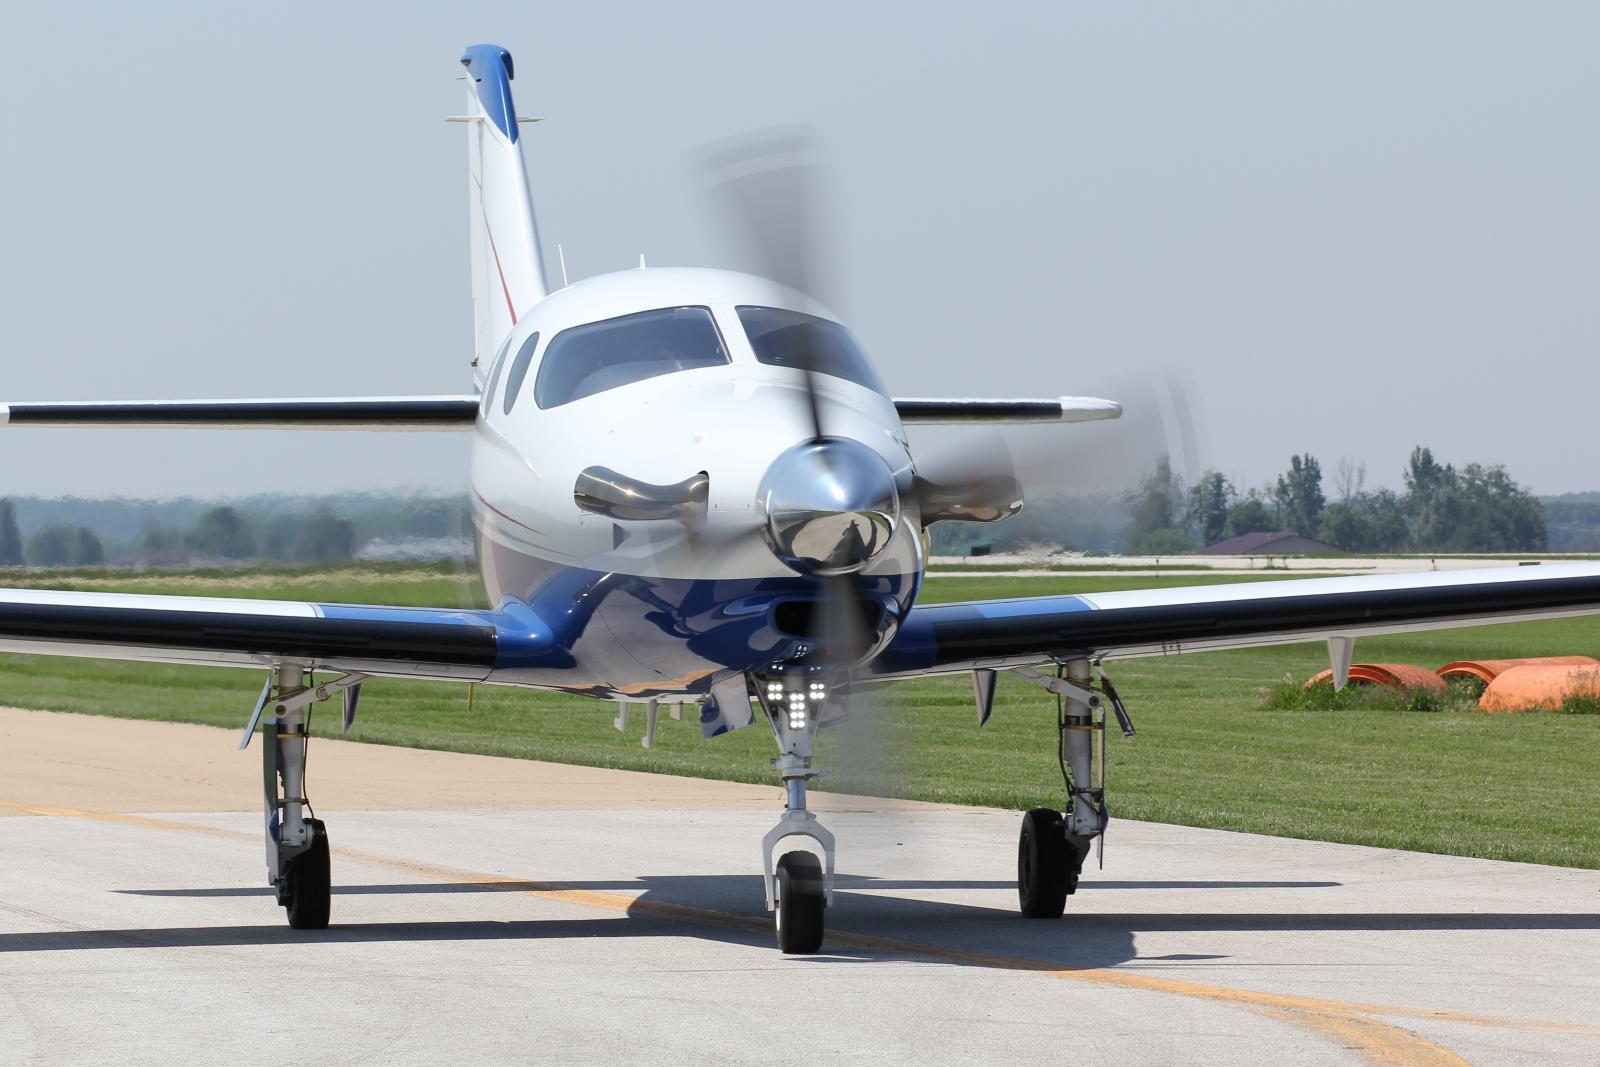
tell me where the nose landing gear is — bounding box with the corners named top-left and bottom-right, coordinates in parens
top-left (773, 850), bottom-right (826, 953)
top-left (752, 667), bottom-right (836, 954)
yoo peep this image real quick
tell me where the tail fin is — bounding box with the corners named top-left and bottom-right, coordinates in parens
top-left (459, 45), bottom-right (549, 384)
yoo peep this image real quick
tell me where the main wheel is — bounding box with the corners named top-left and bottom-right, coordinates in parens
top-left (774, 851), bottom-right (825, 954)
top-left (284, 818), bottom-right (331, 930)
top-left (1017, 808), bottom-right (1073, 918)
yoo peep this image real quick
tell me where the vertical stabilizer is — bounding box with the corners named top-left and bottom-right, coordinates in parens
top-left (460, 45), bottom-right (549, 384)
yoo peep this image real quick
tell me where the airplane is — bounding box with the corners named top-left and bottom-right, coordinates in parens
top-left (3, 42), bottom-right (1600, 954)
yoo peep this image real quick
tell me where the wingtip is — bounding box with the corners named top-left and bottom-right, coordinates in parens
top-left (1057, 396), bottom-right (1123, 422)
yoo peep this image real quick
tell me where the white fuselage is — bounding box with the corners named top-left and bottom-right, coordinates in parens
top-left (467, 267), bottom-right (925, 697)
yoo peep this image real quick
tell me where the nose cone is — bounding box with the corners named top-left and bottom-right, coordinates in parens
top-left (758, 438), bottom-right (900, 576)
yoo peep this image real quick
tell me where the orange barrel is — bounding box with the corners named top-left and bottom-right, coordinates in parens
top-left (1304, 664), bottom-right (1448, 691)
top-left (1436, 656), bottom-right (1599, 687)
top-left (1479, 664), bottom-right (1600, 713)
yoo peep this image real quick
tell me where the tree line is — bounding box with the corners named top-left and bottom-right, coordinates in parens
top-left (0, 501), bottom-right (358, 568)
top-left (0, 500), bottom-right (104, 566)
top-left (1126, 446), bottom-right (1547, 554)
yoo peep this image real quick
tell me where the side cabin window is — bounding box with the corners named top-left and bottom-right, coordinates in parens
top-left (502, 331), bottom-right (541, 415)
top-left (480, 333), bottom-right (516, 416)
top-left (736, 306), bottom-right (887, 396)
top-left (533, 306), bottom-right (728, 409)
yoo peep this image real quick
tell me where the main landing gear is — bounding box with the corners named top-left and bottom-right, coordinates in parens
top-left (243, 664), bottom-right (364, 930)
top-left (1011, 658), bottom-right (1132, 919)
top-left (258, 665), bottom-right (330, 928)
top-left (752, 667), bottom-right (835, 954)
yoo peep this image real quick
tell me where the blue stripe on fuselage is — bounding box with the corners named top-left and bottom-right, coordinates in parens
top-left (316, 560), bottom-right (918, 694)
top-left (503, 564), bottom-right (912, 695)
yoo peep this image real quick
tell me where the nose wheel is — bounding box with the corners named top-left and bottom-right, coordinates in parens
top-left (774, 851), bottom-right (826, 953)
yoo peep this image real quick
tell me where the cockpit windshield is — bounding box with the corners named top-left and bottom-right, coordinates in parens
top-left (736, 306), bottom-right (887, 396)
top-left (533, 305), bottom-right (729, 409)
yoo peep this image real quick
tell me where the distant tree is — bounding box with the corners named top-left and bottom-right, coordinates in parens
top-left (1320, 488), bottom-right (1409, 553)
top-left (1361, 489), bottom-right (1410, 552)
top-left (1184, 471), bottom-right (1233, 546)
top-left (25, 525), bottom-right (74, 566)
top-left (1317, 503), bottom-right (1369, 552)
top-left (259, 516), bottom-right (301, 562)
top-left (298, 508), bottom-right (356, 563)
top-left (28, 525), bottom-right (105, 566)
top-left (1125, 455), bottom-right (1185, 546)
top-left (1544, 499), bottom-right (1600, 552)
top-left (1403, 446), bottom-right (1450, 519)
top-left (70, 528), bottom-right (104, 565)
top-left (1410, 463), bottom-right (1545, 552)
top-left (0, 500), bottom-right (21, 566)
top-left (407, 505), bottom-right (454, 539)
top-left (1127, 526), bottom-right (1197, 555)
top-left (188, 507), bottom-right (256, 560)
top-left (1223, 495), bottom-right (1277, 538)
top-left (1273, 454), bottom-right (1325, 537)
top-left (1395, 448), bottom-right (1545, 552)
top-left (1333, 457), bottom-right (1367, 502)
top-left (140, 524), bottom-right (180, 552)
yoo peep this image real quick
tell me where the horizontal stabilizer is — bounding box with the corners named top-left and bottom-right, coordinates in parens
top-left (0, 396), bottom-right (479, 430)
top-left (894, 397), bottom-right (1122, 425)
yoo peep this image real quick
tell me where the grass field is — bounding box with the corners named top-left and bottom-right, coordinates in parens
top-left (2, 563), bottom-right (1598, 868)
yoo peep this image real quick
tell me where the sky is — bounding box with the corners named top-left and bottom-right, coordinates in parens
top-left (1, 2), bottom-right (1595, 499)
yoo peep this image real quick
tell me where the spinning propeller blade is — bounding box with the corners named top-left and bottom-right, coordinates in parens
top-left (697, 128), bottom-right (836, 443)
top-left (695, 131), bottom-right (1207, 797)
top-left (910, 371), bottom-right (1206, 511)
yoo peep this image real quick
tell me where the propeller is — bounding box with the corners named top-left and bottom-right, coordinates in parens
top-left (696, 127), bottom-right (838, 443)
top-left (699, 129), bottom-right (1206, 533)
top-left (696, 130), bottom-right (1206, 798)
top-left (910, 370), bottom-right (1206, 516)
top-left (698, 130), bottom-right (912, 798)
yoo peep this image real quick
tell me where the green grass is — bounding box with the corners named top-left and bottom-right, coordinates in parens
top-left (2, 565), bottom-right (1598, 868)
top-left (1265, 677), bottom-right (1487, 713)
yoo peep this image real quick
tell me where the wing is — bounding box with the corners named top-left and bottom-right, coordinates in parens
top-left (893, 396), bottom-right (1122, 425)
top-left (875, 562), bottom-right (1600, 678)
top-left (0, 397), bottom-right (479, 429)
top-left (1, 394), bottom-right (1119, 430)
top-left (0, 588), bottom-right (566, 681)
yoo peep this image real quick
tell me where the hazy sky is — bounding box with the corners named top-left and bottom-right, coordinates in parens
top-left (1, 3), bottom-right (1595, 498)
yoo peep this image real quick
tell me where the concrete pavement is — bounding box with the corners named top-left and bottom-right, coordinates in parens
top-left (0, 708), bottom-right (1596, 1065)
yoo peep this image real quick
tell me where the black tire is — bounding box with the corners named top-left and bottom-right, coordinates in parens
top-left (1018, 808), bottom-right (1071, 918)
top-left (284, 818), bottom-right (331, 930)
top-left (775, 851), bottom-right (825, 954)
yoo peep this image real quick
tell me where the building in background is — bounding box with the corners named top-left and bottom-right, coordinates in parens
top-left (1200, 531), bottom-right (1339, 556)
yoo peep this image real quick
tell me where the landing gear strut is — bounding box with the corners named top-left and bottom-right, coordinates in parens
top-left (1012, 658), bottom-right (1115, 919)
top-left (259, 665), bottom-right (331, 929)
top-left (752, 668), bottom-right (835, 954)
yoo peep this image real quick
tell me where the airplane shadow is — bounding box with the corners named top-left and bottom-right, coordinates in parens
top-left (7, 871), bottom-right (1597, 972)
top-left (116, 877), bottom-right (1344, 897)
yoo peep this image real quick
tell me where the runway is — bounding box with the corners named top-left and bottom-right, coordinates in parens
top-left (1, 709), bottom-right (1597, 1065)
